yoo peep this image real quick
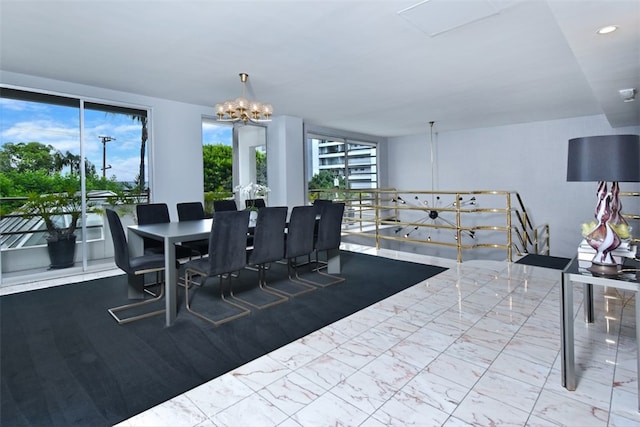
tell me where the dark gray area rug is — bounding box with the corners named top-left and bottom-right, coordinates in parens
top-left (515, 253), bottom-right (571, 270)
top-left (1, 251), bottom-right (446, 427)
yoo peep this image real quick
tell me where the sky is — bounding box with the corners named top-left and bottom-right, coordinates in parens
top-left (1, 98), bottom-right (232, 183)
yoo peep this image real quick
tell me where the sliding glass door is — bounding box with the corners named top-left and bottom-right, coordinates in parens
top-left (1, 87), bottom-right (150, 281)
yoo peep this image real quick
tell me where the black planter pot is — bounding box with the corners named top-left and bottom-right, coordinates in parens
top-left (47, 234), bottom-right (77, 269)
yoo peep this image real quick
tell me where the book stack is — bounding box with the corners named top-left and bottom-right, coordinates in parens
top-left (577, 239), bottom-right (637, 268)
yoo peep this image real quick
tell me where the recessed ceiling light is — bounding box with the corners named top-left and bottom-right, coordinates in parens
top-left (597, 25), bottom-right (618, 35)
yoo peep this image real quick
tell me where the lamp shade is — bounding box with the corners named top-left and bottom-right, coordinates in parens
top-left (567, 134), bottom-right (640, 182)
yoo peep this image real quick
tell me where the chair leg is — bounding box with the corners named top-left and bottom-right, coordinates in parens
top-left (108, 272), bottom-right (165, 324)
top-left (143, 271), bottom-right (163, 297)
top-left (184, 269), bottom-right (251, 326)
top-left (261, 259), bottom-right (317, 297)
top-left (303, 251), bottom-right (346, 288)
top-left (230, 264), bottom-right (289, 309)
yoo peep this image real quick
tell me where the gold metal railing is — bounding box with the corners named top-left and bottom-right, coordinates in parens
top-left (621, 191), bottom-right (640, 247)
top-left (310, 188), bottom-right (550, 263)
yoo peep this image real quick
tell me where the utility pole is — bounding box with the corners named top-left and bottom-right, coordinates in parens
top-left (99, 136), bottom-right (115, 178)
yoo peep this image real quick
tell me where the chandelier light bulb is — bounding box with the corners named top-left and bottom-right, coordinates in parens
top-left (215, 73), bottom-right (273, 123)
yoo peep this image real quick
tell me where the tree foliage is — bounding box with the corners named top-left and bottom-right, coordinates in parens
top-left (0, 141), bottom-right (122, 215)
top-left (202, 144), bottom-right (233, 192)
top-left (256, 149), bottom-right (267, 186)
top-left (308, 170), bottom-right (346, 201)
top-left (309, 170), bottom-right (345, 190)
top-left (1, 142), bottom-right (60, 174)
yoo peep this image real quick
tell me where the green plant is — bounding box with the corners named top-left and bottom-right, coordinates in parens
top-left (20, 189), bottom-right (100, 242)
top-left (234, 182), bottom-right (270, 211)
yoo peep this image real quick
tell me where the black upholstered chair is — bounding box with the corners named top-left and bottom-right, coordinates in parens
top-left (137, 203), bottom-right (192, 260)
top-left (105, 209), bottom-right (166, 324)
top-left (213, 199), bottom-right (238, 212)
top-left (313, 198), bottom-right (333, 214)
top-left (278, 205), bottom-right (318, 295)
top-left (234, 206), bottom-right (289, 309)
top-left (177, 201), bottom-right (206, 221)
top-left (312, 198), bottom-right (333, 238)
top-left (176, 202), bottom-right (209, 258)
top-left (244, 198), bottom-right (266, 209)
top-left (310, 202), bottom-right (346, 286)
top-left (183, 210), bottom-right (251, 326)
top-left (136, 203), bottom-right (170, 254)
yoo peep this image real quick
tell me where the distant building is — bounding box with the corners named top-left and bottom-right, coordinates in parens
top-left (307, 137), bottom-right (377, 190)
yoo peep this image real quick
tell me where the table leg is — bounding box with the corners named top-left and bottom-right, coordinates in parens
top-left (583, 283), bottom-right (594, 323)
top-left (164, 237), bottom-right (177, 326)
top-left (561, 271), bottom-right (576, 390)
top-left (127, 229), bottom-right (146, 299)
top-left (327, 248), bottom-right (341, 274)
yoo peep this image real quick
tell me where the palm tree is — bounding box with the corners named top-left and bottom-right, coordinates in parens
top-left (128, 114), bottom-right (148, 193)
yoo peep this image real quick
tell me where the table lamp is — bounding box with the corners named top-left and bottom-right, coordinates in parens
top-left (567, 134), bottom-right (640, 275)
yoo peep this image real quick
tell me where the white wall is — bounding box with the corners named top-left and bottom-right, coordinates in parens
top-left (267, 115), bottom-right (306, 207)
top-left (388, 115), bottom-right (640, 258)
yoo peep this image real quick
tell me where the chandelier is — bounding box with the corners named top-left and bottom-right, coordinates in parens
top-left (215, 73), bottom-right (273, 123)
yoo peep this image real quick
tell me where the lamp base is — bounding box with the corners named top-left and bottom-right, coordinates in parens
top-left (587, 261), bottom-right (620, 277)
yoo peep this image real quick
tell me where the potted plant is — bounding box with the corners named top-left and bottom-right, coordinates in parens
top-left (234, 182), bottom-right (270, 225)
top-left (20, 188), bottom-right (99, 269)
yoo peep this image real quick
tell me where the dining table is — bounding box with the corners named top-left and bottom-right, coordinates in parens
top-left (127, 216), bottom-right (342, 327)
top-left (127, 218), bottom-right (213, 326)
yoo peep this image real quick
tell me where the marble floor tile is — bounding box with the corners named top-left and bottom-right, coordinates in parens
top-left (424, 353), bottom-right (486, 389)
top-left (183, 374), bottom-right (255, 418)
top-left (287, 391), bottom-right (370, 427)
top-left (471, 370), bottom-right (542, 413)
top-left (295, 353), bottom-right (357, 389)
top-left (531, 389), bottom-right (609, 426)
top-left (257, 371), bottom-right (326, 416)
top-left (230, 354), bottom-right (291, 391)
top-left (452, 390), bottom-right (531, 426)
top-left (369, 389), bottom-right (451, 426)
top-left (210, 392), bottom-right (288, 427)
top-left (400, 369), bottom-right (470, 414)
top-left (331, 369), bottom-right (399, 413)
top-left (488, 351), bottom-right (553, 388)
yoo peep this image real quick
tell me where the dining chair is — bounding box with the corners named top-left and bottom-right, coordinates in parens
top-left (136, 203), bottom-right (170, 255)
top-left (244, 198), bottom-right (266, 209)
top-left (176, 201), bottom-right (209, 258)
top-left (233, 206), bottom-right (289, 309)
top-left (271, 205), bottom-right (318, 296)
top-left (137, 203), bottom-right (193, 260)
top-left (312, 198), bottom-right (333, 213)
top-left (105, 209), bottom-right (166, 324)
top-left (309, 202), bottom-right (346, 286)
top-left (312, 198), bottom-right (333, 240)
top-left (183, 210), bottom-right (251, 326)
top-left (177, 201), bottom-right (206, 221)
top-left (212, 199), bottom-right (238, 212)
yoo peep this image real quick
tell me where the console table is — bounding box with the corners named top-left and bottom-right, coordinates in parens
top-left (560, 256), bottom-right (639, 410)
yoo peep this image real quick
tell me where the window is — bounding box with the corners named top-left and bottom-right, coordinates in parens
top-left (201, 119), bottom-right (267, 212)
top-left (1, 87), bottom-right (150, 276)
top-left (306, 133), bottom-right (377, 200)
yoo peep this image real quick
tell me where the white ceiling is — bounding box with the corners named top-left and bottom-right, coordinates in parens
top-left (1, 0), bottom-right (638, 137)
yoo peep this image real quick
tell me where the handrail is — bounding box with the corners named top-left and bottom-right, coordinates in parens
top-left (310, 188), bottom-right (550, 262)
top-left (1, 190), bottom-right (149, 249)
top-left (621, 191), bottom-right (639, 246)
